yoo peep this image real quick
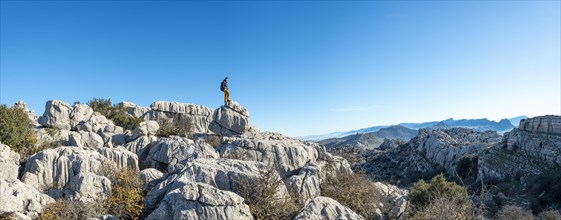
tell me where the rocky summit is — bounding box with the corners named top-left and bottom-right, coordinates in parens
top-left (0, 99), bottom-right (409, 220)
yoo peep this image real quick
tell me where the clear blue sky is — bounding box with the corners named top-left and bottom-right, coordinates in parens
top-left (1, 1), bottom-right (560, 137)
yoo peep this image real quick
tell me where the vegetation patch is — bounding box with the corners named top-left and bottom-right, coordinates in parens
top-left (88, 98), bottom-right (144, 130)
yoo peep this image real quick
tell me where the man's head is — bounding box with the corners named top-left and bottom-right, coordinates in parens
top-left (224, 77), bottom-right (228, 81)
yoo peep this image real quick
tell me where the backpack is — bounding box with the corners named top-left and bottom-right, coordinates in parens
top-left (220, 81), bottom-right (225, 91)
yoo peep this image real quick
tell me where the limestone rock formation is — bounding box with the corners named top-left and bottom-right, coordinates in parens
top-left (209, 100), bottom-right (251, 136)
top-left (0, 143), bottom-right (20, 180)
top-left (70, 104), bottom-right (94, 129)
top-left (140, 168), bottom-right (165, 191)
top-left (38, 100), bottom-right (73, 130)
top-left (0, 178), bottom-right (55, 219)
top-left (69, 131), bottom-right (105, 148)
top-left (13, 100), bottom-right (39, 126)
top-left (124, 135), bottom-right (158, 159)
top-left (96, 147), bottom-right (139, 170)
top-left (478, 115), bottom-right (561, 183)
top-left (147, 101), bottom-right (214, 134)
top-left (20, 147), bottom-right (124, 191)
top-left (142, 136), bottom-right (219, 171)
top-left (145, 158), bottom-right (285, 212)
top-left (63, 172), bottom-right (111, 203)
top-left (117, 101), bottom-right (150, 118)
top-left (372, 182), bottom-right (408, 219)
top-left (294, 196), bottom-right (364, 220)
top-left (218, 132), bottom-right (323, 177)
top-left (145, 181), bottom-right (253, 220)
top-left (519, 115), bottom-right (561, 135)
top-left (131, 121), bottom-right (159, 140)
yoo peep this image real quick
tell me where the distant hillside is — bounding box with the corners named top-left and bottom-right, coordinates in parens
top-left (508, 115), bottom-right (528, 127)
top-left (318, 125), bottom-right (417, 150)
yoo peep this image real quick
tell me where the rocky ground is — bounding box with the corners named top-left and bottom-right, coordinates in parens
top-left (0, 100), bottom-right (408, 220)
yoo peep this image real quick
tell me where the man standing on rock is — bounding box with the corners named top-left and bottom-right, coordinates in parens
top-left (221, 77), bottom-right (230, 105)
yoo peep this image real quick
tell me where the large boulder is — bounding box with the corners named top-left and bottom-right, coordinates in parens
top-left (63, 172), bottom-right (111, 203)
top-left (124, 135), bottom-right (158, 158)
top-left (96, 147), bottom-right (139, 170)
top-left (0, 143), bottom-right (20, 180)
top-left (209, 101), bottom-right (250, 136)
top-left (38, 100), bottom-right (72, 130)
top-left (147, 101), bottom-right (214, 134)
top-left (294, 196), bottom-right (364, 220)
top-left (69, 104), bottom-right (94, 129)
top-left (218, 132), bottom-right (323, 177)
top-left (142, 136), bottom-right (219, 171)
top-left (144, 158), bottom-right (287, 213)
top-left (0, 178), bottom-right (55, 219)
top-left (77, 112), bottom-right (115, 134)
top-left (372, 182), bottom-right (409, 219)
top-left (140, 168), bottom-right (165, 192)
top-left (21, 147), bottom-right (112, 191)
top-left (68, 131), bottom-right (105, 148)
top-left (145, 181), bottom-right (253, 220)
top-left (117, 101), bottom-right (150, 118)
top-left (131, 121), bottom-right (160, 140)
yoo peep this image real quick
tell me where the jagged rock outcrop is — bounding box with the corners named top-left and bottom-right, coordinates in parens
top-left (63, 172), bottom-right (111, 203)
top-left (147, 101), bottom-right (214, 134)
top-left (69, 131), bottom-right (105, 149)
top-left (13, 100), bottom-right (39, 126)
top-left (145, 181), bottom-right (253, 220)
top-left (140, 168), bottom-right (165, 191)
top-left (20, 147), bottom-right (132, 192)
top-left (286, 162), bottom-right (321, 201)
top-left (117, 101), bottom-right (150, 118)
top-left (519, 115), bottom-right (561, 135)
top-left (124, 135), bottom-right (158, 159)
top-left (142, 136), bottom-right (219, 171)
top-left (218, 132), bottom-right (324, 177)
top-left (70, 104), bottom-right (94, 129)
top-left (38, 100), bottom-right (73, 130)
top-left (0, 178), bottom-right (55, 219)
top-left (361, 128), bottom-right (502, 185)
top-left (144, 158), bottom-right (287, 214)
top-left (478, 115), bottom-right (561, 183)
top-left (131, 121), bottom-right (159, 140)
top-left (373, 182), bottom-right (408, 219)
top-left (294, 196), bottom-right (364, 220)
top-left (209, 101), bottom-right (251, 136)
top-left (96, 147), bottom-right (139, 170)
top-left (0, 143), bottom-right (20, 180)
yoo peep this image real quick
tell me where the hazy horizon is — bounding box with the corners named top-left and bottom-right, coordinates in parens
top-left (1, 1), bottom-right (560, 137)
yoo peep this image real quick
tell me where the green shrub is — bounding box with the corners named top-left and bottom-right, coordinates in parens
top-left (87, 98), bottom-right (143, 130)
top-left (496, 205), bottom-right (535, 220)
top-left (409, 174), bottom-right (470, 211)
top-left (105, 168), bottom-right (144, 220)
top-left (320, 172), bottom-right (383, 219)
top-left (0, 104), bottom-right (38, 160)
top-left (411, 195), bottom-right (480, 220)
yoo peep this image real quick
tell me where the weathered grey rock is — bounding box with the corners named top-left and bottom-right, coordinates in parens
top-left (294, 196), bottom-right (364, 220)
top-left (148, 101), bottom-right (214, 134)
top-left (38, 100), bottom-right (72, 130)
top-left (117, 101), bottom-right (150, 118)
top-left (87, 215), bottom-right (119, 220)
top-left (0, 143), bottom-right (20, 180)
top-left (132, 121), bottom-right (160, 140)
top-left (0, 178), bottom-right (55, 219)
top-left (69, 131), bottom-right (105, 148)
top-left (145, 158), bottom-right (287, 212)
top-left (96, 147), bottom-right (139, 170)
top-left (144, 137), bottom-right (219, 171)
top-left (286, 162), bottom-right (321, 202)
top-left (21, 147), bottom-right (109, 191)
top-left (478, 117), bottom-right (561, 183)
top-left (70, 104), bottom-right (94, 129)
top-left (63, 172), bottom-right (111, 203)
top-left (140, 168), bottom-right (165, 191)
top-left (76, 112), bottom-right (116, 134)
top-left (209, 101), bottom-right (250, 136)
top-left (145, 181), bottom-right (253, 220)
top-left (372, 182), bottom-right (408, 219)
top-left (124, 135), bottom-right (158, 159)
top-left (519, 115), bottom-right (561, 135)
top-left (218, 132), bottom-right (323, 177)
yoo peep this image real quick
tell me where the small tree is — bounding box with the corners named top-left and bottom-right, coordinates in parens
top-left (409, 174), bottom-right (470, 211)
top-left (87, 98), bottom-right (143, 130)
top-left (0, 104), bottom-right (37, 159)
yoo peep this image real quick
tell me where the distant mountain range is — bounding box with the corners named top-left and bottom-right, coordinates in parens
top-left (300, 116), bottom-right (528, 141)
top-left (319, 125), bottom-right (417, 150)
